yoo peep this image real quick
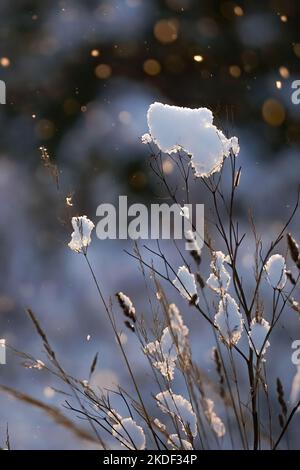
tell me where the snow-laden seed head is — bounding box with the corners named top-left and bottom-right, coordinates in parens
top-left (207, 251), bottom-right (231, 294)
top-left (248, 317), bottom-right (270, 357)
top-left (146, 102), bottom-right (239, 178)
top-left (264, 254), bottom-right (287, 290)
top-left (144, 327), bottom-right (177, 380)
top-left (214, 294), bottom-right (243, 346)
top-left (112, 416), bottom-right (146, 450)
top-left (155, 390), bottom-right (197, 437)
top-left (203, 398), bottom-right (226, 438)
top-left (173, 266), bottom-right (198, 304)
top-left (116, 292), bottom-right (136, 322)
top-left (141, 133), bottom-right (152, 144)
top-left (68, 215), bottom-right (95, 254)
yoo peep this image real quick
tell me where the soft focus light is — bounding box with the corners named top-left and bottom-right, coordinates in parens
top-left (95, 63), bottom-right (112, 79)
top-left (193, 55), bottom-right (203, 62)
top-left (43, 386), bottom-right (55, 398)
top-left (0, 57), bottom-right (10, 67)
top-left (234, 5), bottom-right (244, 16)
top-left (90, 49), bottom-right (100, 57)
top-left (262, 99), bottom-right (285, 127)
top-left (154, 19), bottom-right (178, 44)
top-left (280, 15), bottom-right (288, 23)
top-left (118, 110), bottom-right (132, 125)
top-left (293, 43), bottom-right (300, 57)
top-left (276, 80), bottom-right (282, 89)
top-left (162, 159), bottom-right (173, 174)
top-left (143, 58), bottom-right (161, 76)
top-left (279, 66), bottom-right (289, 78)
top-left (229, 65), bottom-right (241, 77)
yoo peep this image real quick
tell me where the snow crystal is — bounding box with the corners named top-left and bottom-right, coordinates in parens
top-left (147, 102), bottom-right (239, 177)
top-left (168, 434), bottom-right (193, 450)
top-left (230, 136), bottom-right (240, 155)
top-left (141, 132), bottom-right (152, 144)
top-left (156, 390), bottom-right (197, 437)
top-left (112, 417), bottom-right (146, 450)
top-left (68, 215), bottom-right (94, 253)
top-left (207, 251), bottom-right (231, 294)
top-left (214, 294), bottom-right (243, 346)
top-left (173, 266), bottom-right (198, 303)
top-left (248, 317), bottom-right (270, 356)
top-left (264, 254), bottom-right (287, 290)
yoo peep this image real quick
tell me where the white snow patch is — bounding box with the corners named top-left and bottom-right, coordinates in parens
top-left (173, 266), bottom-right (198, 303)
top-left (214, 293), bottom-right (243, 346)
top-left (147, 102), bottom-right (239, 177)
top-left (248, 317), bottom-right (270, 356)
top-left (264, 254), bottom-right (287, 290)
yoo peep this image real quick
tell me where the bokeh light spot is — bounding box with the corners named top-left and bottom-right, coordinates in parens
top-left (279, 66), bottom-right (290, 78)
top-left (95, 63), bottom-right (112, 79)
top-left (193, 55), bottom-right (203, 63)
top-left (154, 19), bottom-right (178, 44)
top-left (143, 58), bottom-right (161, 76)
top-left (118, 110), bottom-right (132, 125)
top-left (234, 5), bottom-right (244, 16)
top-left (293, 43), bottom-right (300, 57)
top-left (0, 57), bottom-right (10, 67)
top-left (229, 65), bottom-right (241, 77)
top-left (262, 99), bottom-right (285, 127)
top-left (90, 49), bottom-right (100, 57)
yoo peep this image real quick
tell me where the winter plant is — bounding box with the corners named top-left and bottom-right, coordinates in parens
top-left (1, 102), bottom-right (300, 450)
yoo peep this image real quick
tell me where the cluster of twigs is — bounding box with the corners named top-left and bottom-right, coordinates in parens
top-left (1, 146), bottom-right (300, 450)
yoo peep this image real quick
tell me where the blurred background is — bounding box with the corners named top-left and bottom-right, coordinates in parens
top-left (0, 0), bottom-right (300, 449)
